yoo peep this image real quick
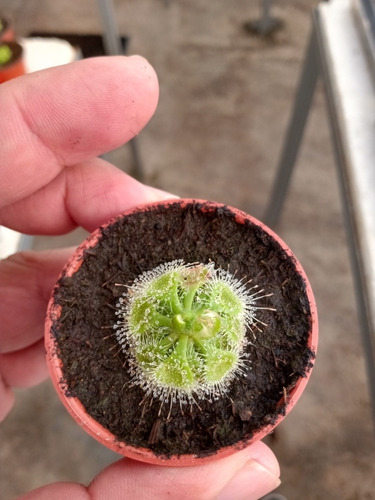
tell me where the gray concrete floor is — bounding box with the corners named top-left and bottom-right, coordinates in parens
top-left (1, 0), bottom-right (375, 498)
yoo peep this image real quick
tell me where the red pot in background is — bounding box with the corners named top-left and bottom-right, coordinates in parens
top-left (45, 199), bottom-right (318, 466)
top-left (0, 41), bottom-right (25, 83)
top-left (0, 16), bottom-right (15, 42)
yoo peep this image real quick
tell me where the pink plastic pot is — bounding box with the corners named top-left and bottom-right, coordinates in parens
top-left (45, 199), bottom-right (318, 466)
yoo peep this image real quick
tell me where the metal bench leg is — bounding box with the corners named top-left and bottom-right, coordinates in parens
top-left (95, 0), bottom-right (144, 181)
top-left (263, 30), bottom-right (320, 228)
top-left (244, 0), bottom-right (283, 37)
top-left (344, 212), bottom-right (375, 429)
top-left (313, 10), bottom-right (375, 429)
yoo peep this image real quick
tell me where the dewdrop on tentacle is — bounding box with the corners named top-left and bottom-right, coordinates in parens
top-left (113, 260), bottom-right (274, 405)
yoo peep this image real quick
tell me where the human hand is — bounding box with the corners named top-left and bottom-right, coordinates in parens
top-left (0, 56), bottom-right (280, 499)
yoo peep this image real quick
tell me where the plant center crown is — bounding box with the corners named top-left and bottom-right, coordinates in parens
top-left (114, 260), bottom-right (271, 404)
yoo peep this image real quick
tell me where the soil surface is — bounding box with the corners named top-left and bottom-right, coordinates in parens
top-left (50, 200), bottom-right (314, 458)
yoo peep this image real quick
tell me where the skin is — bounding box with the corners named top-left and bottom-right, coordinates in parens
top-left (0, 56), bottom-right (280, 499)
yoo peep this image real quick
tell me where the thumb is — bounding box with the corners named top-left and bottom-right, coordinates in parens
top-left (17, 441), bottom-right (280, 500)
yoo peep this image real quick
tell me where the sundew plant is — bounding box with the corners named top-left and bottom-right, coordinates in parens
top-left (114, 260), bottom-right (272, 405)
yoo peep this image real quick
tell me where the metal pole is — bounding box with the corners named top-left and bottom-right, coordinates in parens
top-left (313, 7), bottom-right (375, 431)
top-left (95, 0), bottom-right (123, 55)
top-left (94, 0), bottom-right (144, 180)
top-left (263, 29), bottom-right (320, 227)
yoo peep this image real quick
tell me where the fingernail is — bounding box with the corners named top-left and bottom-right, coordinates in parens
top-left (148, 187), bottom-right (180, 201)
top-left (216, 459), bottom-right (281, 500)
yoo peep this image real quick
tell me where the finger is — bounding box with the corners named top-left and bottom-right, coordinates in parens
top-left (16, 442), bottom-right (280, 500)
top-left (0, 157), bottom-right (176, 234)
top-left (0, 339), bottom-right (48, 388)
top-left (0, 373), bottom-right (14, 422)
top-left (90, 445), bottom-right (279, 500)
top-left (88, 442), bottom-right (280, 500)
top-left (0, 55), bottom-right (158, 209)
top-left (0, 248), bottom-right (75, 353)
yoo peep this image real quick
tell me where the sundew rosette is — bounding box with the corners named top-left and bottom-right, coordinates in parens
top-left (114, 260), bottom-right (274, 405)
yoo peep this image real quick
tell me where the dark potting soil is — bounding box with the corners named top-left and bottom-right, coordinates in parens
top-left (50, 201), bottom-right (315, 458)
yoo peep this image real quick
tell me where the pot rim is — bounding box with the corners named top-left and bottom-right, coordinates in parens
top-left (45, 198), bottom-right (318, 466)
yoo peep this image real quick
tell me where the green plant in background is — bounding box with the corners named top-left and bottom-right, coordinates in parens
top-left (0, 44), bottom-right (12, 66)
top-left (115, 260), bottom-right (272, 404)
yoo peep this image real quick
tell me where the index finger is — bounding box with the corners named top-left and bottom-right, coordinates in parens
top-left (0, 55), bottom-right (159, 209)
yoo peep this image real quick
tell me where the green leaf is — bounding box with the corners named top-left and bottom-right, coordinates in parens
top-left (206, 282), bottom-right (244, 317)
top-left (204, 349), bottom-right (238, 383)
top-left (155, 353), bottom-right (197, 391)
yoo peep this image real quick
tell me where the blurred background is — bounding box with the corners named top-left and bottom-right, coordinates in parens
top-left (1, 1), bottom-right (375, 498)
